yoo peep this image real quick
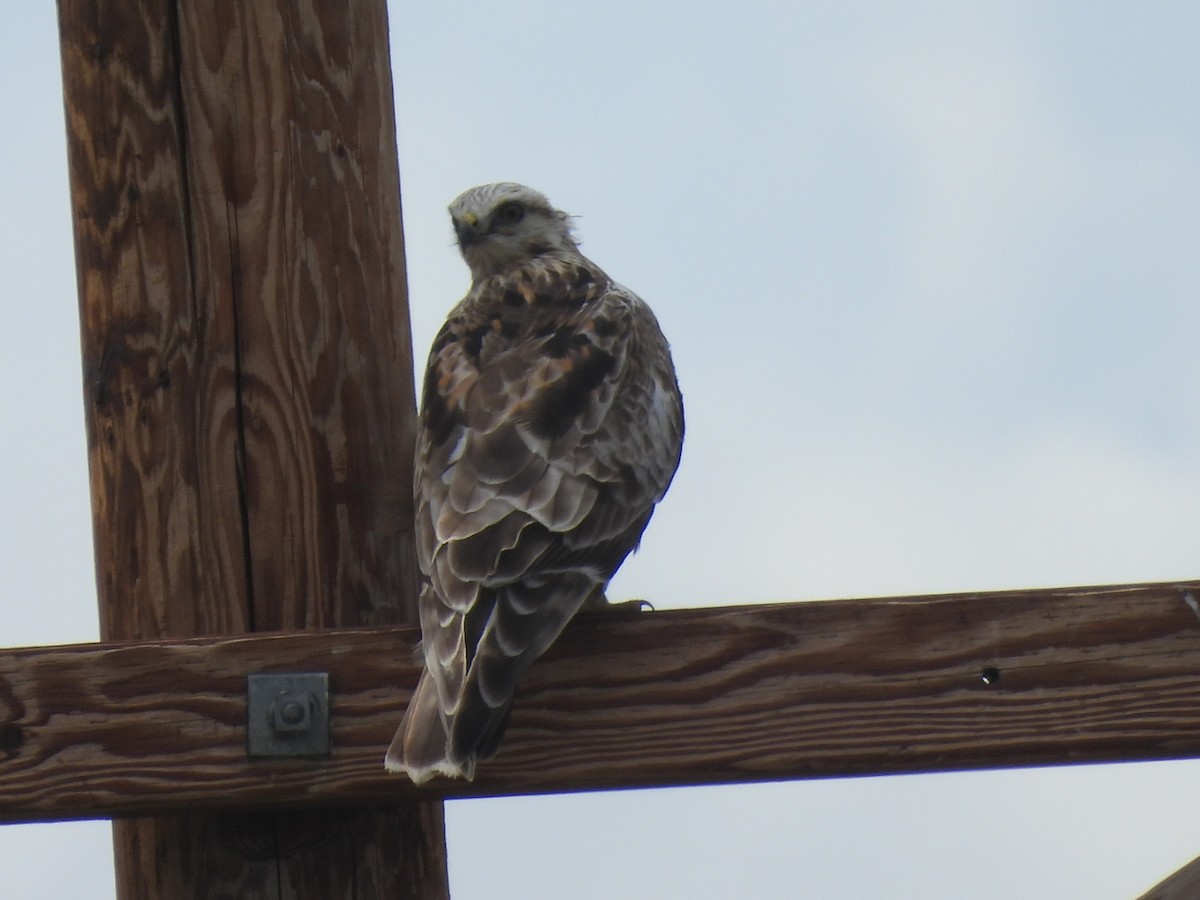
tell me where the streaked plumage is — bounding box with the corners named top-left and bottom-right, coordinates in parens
top-left (385, 183), bottom-right (684, 783)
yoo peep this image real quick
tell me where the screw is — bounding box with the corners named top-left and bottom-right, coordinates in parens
top-left (279, 700), bottom-right (306, 726)
top-left (270, 692), bottom-right (314, 734)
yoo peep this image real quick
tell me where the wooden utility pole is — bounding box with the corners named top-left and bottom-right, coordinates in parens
top-left (56, 0), bottom-right (448, 896)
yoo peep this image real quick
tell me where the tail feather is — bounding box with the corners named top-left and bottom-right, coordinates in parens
top-left (384, 669), bottom-right (471, 784)
top-left (386, 574), bottom-right (606, 783)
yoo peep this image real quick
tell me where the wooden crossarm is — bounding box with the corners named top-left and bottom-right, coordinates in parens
top-left (3, 579), bottom-right (1200, 824)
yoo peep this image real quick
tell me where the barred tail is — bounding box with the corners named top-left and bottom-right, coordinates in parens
top-left (384, 668), bottom-right (471, 784)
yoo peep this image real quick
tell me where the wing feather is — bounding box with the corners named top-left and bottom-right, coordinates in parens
top-left (397, 255), bottom-right (683, 778)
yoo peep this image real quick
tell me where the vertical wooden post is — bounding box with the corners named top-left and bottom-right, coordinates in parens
top-left (57, 0), bottom-right (448, 896)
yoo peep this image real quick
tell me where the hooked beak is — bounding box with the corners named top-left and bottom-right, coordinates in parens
top-left (454, 212), bottom-right (482, 249)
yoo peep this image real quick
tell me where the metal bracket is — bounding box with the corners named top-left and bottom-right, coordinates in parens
top-left (246, 672), bottom-right (331, 758)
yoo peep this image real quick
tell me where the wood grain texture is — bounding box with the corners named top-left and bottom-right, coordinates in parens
top-left (1138, 851), bottom-right (1200, 900)
top-left (4, 581), bottom-right (1200, 822)
top-left (59, 0), bottom-right (217, 641)
top-left (56, 0), bottom-right (443, 895)
top-left (60, 0), bottom-right (416, 642)
top-left (174, 0), bottom-right (418, 633)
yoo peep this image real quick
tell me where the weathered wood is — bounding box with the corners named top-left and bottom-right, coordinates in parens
top-left (3, 581), bottom-right (1200, 823)
top-left (56, 0), bottom-right (445, 895)
top-left (1138, 851), bottom-right (1200, 900)
top-left (58, 0), bottom-right (417, 639)
top-left (59, 0), bottom-right (214, 640)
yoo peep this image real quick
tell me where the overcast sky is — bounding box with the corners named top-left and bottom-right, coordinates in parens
top-left (3, 3), bottom-right (1200, 898)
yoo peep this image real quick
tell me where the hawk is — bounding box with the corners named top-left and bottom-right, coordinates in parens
top-left (385, 183), bottom-right (684, 783)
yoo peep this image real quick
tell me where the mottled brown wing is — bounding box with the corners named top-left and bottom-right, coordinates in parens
top-left (413, 269), bottom-right (682, 773)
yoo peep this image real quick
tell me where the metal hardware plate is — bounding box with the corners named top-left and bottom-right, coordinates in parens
top-left (246, 672), bottom-right (331, 758)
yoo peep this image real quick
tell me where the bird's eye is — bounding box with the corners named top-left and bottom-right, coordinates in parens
top-left (495, 201), bottom-right (526, 225)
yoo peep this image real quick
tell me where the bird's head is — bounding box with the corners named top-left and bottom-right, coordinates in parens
top-left (448, 182), bottom-right (580, 282)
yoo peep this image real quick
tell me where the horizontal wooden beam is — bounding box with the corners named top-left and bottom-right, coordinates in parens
top-left (3, 579), bottom-right (1200, 823)
top-left (1138, 850), bottom-right (1200, 900)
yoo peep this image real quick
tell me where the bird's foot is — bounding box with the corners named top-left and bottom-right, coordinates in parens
top-left (581, 589), bottom-right (654, 613)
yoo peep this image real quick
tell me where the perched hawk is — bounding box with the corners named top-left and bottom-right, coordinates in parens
top-left (385, 183), bottom-right (684, 783)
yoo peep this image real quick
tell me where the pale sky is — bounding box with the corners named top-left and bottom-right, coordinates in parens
top-left (3, 3), bottom-right (1200, 898)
